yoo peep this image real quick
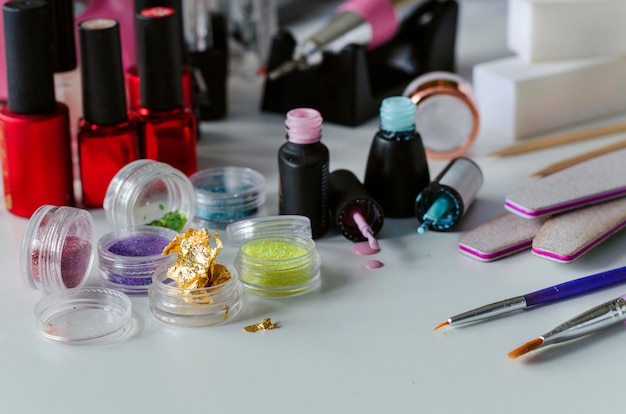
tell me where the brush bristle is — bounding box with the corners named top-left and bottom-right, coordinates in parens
top-left (434, 321), bottom-right (449, 331)
top-left (508, 337), bottom-right (544, 359)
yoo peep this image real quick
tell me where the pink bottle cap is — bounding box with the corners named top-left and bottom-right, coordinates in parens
top-left (285, 108), bottom-right (323, 144)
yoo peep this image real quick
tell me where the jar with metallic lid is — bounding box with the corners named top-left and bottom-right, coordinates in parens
top-left (403, 71), bottom-right (479, 159)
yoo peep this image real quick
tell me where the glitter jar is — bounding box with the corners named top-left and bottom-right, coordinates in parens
top-left (104, 159), bottom-right (195, 232)
top-left (98, 226), bottom-right (178, 294)
top-left (226, 215), bottom-right (321, 297)
top-left (22, 205), bottom-right (95, 292)
top-left (21, 205), bottom-right (133, 344)
top-left (190, 166), bottom-right (266, 228)
top-left (403, 71), bottom-right (479, 160)
top-left (148, 264), bottom-right (243, 327)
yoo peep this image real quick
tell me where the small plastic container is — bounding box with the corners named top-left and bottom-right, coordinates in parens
top-left (22, 205), bottom-right (95, 292)
top-left (149, 264), bottom-right (243, 327)
top-left (21, 205), bottom-right (132, 344)
top-left (225, 215), bottom-right (321, 297)
top-left (35, 287), bottom-right (132, 344)
top-left (190, 166), bottom-right (266, 228)
top-left (98, 226), bottom-right (178, 294)
top-left (403, 71), bottom-right (479, 160)
top-left (104, 159), bottom-right (196, 232)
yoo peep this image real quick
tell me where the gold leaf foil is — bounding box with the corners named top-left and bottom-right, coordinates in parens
top-left (162, 228), bottom-right (231, 304)
top-left (243, 318), bottom-right (279, 332)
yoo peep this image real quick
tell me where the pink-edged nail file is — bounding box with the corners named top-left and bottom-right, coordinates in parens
top-left (505, 148), bottom-right (626, 218)
top-left (458, 212), bottom-right (545, 262)
top-left (532, 197), bottom-right (626, 263)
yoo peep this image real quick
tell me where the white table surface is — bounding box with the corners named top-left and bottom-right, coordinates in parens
top-left (4, 1), bottom-right (626, 413)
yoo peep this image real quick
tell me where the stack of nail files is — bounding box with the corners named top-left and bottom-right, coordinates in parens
top-left (473, 0), bottom-right (626, 142)
top-left (459, 148), bottom-right (626, 262)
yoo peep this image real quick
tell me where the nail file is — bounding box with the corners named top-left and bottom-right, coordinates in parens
top-left (532, 197), bottom-right (626, 263)
top-left (458, 212), bottom-right (545, 262)
top-left (505, 148), bottom-right (626, 218)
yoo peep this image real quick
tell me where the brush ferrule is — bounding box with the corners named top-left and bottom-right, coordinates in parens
top-left (449, 296), bottom-right (527, 326)
top-left (542, 297), bottom-right (626, 346)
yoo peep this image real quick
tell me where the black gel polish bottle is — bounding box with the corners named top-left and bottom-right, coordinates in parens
top-left (278, 108), bottom-right (330, 239)
top-left (364, 96), bottom-right (430, 217)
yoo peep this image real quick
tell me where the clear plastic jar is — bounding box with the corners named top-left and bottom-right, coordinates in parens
top-left (104, 159), bottom-right (195, 232)
top-left (149, 264), bottom-right (243, 327)
top-left (226, 215), bottom-right (321, 297)
top-left (98, 226), bottom-right (178, 294)
top-left (190, 166), bottom-right (266, 228)
top-left (403, 71), bottom-right (479, 160)
top-left (21, 205), bottom-right (133, 344)
top-left (21, 205), bottom-right (95, 292)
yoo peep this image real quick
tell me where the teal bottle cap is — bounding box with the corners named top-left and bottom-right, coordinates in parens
top-left (379, 96), bottom-right (416, 132)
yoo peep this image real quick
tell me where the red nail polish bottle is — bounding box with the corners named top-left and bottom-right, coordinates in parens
top-left (0, 1), bottom-right (74, 217)
top-left (78, 18), bottom-right (140, 208)
top-left (135, 6), bottom-right (197, 176)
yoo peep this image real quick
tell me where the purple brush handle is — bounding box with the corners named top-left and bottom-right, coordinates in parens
top-left (524, 266), bottom-right (626, 307)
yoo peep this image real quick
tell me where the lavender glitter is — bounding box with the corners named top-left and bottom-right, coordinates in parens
top-left (107, 235), bottom-right (170, 257)
top-left (99, 233), bottom-right (175, 292)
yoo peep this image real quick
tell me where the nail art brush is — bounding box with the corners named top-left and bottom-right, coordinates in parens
top-left (434, 265), bottom-right (626, 330)
top-left (508, 294), bottom-right (626, 359)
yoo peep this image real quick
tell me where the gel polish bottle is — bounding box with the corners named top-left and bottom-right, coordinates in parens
top-left (364, 96), bottom-right (430, 218)
top-left (278, 108), bottom-right (330, 239)
top-left (415, 157), bottom-right (483, 233)
top-left (126, 0), bottom-right (193, 113)
top-left (135, 6), bottom-right (198, 176)
top-left (78, 18), bottom-right (140, 208)
top-left (0, 1), bottom-right (74, 217)
top-left (330, 169), bottom-right (384, 249)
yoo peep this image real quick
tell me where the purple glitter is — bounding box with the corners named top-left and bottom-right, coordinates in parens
top-left (60, 236), bottom-right (92, 289)
top-left (107, 235), bottom-right (170, 257)
top-left (106, 274), bottom-right (154, 287)
top-left (101, 234), bottom-right (174, 290)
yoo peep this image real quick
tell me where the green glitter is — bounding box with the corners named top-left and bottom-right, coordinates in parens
top-left (146, 210), bottom-right (187, 232)
top-left (240, 239), bottom-right (313, 288)
top-left (242, 240), bottom-right (307, 260)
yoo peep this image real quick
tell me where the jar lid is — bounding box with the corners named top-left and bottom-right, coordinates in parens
top-left (403, 71), bottom-right (479, 160)
top-left (103, 159), bottom-right (195, 232)
top-left (34, 287), bottom-right (132, 344)
top-left (225, 215), bottom-right (312, 246)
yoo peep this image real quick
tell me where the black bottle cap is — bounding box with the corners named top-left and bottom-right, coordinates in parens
top-left (133, 0), bottom-right (186, 61)
top-left (135, 6), bottom-right (183, 111)
top-left (330, 169), bottom-right (385, 242)
top-left (79, 18), bottom-right (127, 125)
top-left (50, 0), bottom-right (77, 73)
top-left (3, 0), bottom-right (56, 114)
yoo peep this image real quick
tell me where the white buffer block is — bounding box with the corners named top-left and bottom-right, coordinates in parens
top-left (508, 0), bottom-right (626, 62)
top-left (473, 55), bottom-right (626, 140)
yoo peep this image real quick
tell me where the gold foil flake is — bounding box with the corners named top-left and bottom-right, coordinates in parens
top-left (243, 318), bottom-right (279, 332)
top-left (223, 305), bottom-right (230, 320)
top-left (162, 228), bottom-right (231, 304)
